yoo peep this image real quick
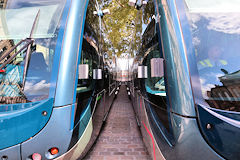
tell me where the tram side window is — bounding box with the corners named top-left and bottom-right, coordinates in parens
top-left (143, 45), bottom-right (170, 133)
top-left (144, 47), bottom-right (165, 96)
top-left (76, 0), bottom-right (100, 96)
top-left (142, 19), bottom-right (173, 141)
top-left (74, 0), bottom-right (100, 122)
top-left (95, 55), bottom-right (105, 92)
top-left (73, 38), bottom-right (97, 126)
top-left (77, 56), bottom-right (93, 93)
top-left (76, 38), bottom-right (97, 94)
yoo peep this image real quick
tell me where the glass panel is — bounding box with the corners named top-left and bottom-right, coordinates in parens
top-left (184, 0), bottom-right (240, 112)
top-left (77, 39), bottom-right (95, 94)
top-left (185, 0), bottom-right (240, 12)
top-left (74, 1), bottom-right (100, 127)
top-left (144, 46), bottom-right (166, 97)
top-left (0, 0), bottom-right (66, 39)
top-left (0, 0), bottom-right (66, 104)
top-left (141, 17), bottom-right (173, 142)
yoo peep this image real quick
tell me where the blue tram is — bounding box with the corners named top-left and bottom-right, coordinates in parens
top-left (129, 0), bottom-right (240, 160)
top-left (0, 0), bottom-right (116, 159)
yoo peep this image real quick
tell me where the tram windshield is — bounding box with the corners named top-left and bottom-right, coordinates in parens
top-left (0, 0), bottom-right (66, 104)
top-left (184, 0), bottom-right (240, 112)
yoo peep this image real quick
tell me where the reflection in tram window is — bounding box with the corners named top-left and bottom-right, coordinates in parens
top-left (185, 1), bottom-right (240, 112)
top-left (143, 44), bottom-right (171, 133)
top-left (0, 0), bottom-right (65, 104)
top-left (74, 0), bottom-right (100, 126)
top-left (141, 18), bottom-right (174, 145)
top-left (75, 38), bottom-right (98, 125)
top-left (0, 39), bottom-right (58, 103)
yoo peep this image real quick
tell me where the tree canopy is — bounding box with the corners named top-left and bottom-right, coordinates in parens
top-left (87, 0), bottom-right (155, 58)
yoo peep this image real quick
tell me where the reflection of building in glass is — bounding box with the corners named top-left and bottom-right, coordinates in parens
top-left (115, 57), bottom-right (133, 82)
top-left (0, 95), bottom-right (28, 104)
top-left (116, 70), bottom-right (133, 82)
top-left (0, 40), bottom-right (15, 64)
top-left (0, 0), bottom-right (28, 104)
top-left (206, 70), bottom-right (240, 112)
top-left (0, 0), bottom-right (16, 65)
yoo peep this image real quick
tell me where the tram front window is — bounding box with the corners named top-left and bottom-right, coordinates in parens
top-left (0, 0), bottom-right (66, 104)
top-left (184, 0), bottom-right (240, 112)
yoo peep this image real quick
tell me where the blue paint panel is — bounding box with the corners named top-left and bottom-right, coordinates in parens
top-left (0, 99), bottom-right (53, 149)
top-left (166, 0), bottom-right (196, 116)
top-left (173, 0), bottom-right (199, 76)
top-left (21, 105), bottom-right (73, 160)
top-left (154, 0), bottom-right (196, 117)
top-left (49, 0), bottom-right (72, 99)
top-left (70, 0), bottom-right (90, 130)
top-left (0, 144), bottom-right (21, 160)
top-left (0, 0), bottom-right (72, 151)
top-left (170, 114), bottom-right (223, 160)
top-left (54, 0), bottom-right (89, 107)
top-left (72, 0), bottom-right (90, 104)
top-left (198, 105), bottom-right (240, 160)
top-left (139, 97), bottom-right (222, 159)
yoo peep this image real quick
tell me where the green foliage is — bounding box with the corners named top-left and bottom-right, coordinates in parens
top-left (87, 0), bottom-right (154, 58)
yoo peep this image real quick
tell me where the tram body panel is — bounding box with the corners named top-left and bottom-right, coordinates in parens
top-left (21, 105), bottom-right (73, 160)
top-left (0, 99), bottom-right (53, 150)
top-left (138, 95), bottom-right (165, 160)
top-left (0, 0), bottom-right (70, 152)
top-left (130, 0), bottom-right (239, 159)
top-left (155, 0), bottom-right (196, 117)
top-left (130, 90), bottom-right (222, 160)
top-left (54, 0), bottom-right (89, 107)
top-left (0, 144), bottom-right (21, 160)
top-left (174, 0), bottom-right (240, 159)
top-left (55, 117), bottom-right (93, 160)
top-left (0, 0), bottom-right (115, 159)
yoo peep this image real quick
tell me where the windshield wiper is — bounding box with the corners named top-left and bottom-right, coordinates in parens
top-left (22, 9), bottom-right (40, 90)
top-left (0, 10), bottom-right (40, 91)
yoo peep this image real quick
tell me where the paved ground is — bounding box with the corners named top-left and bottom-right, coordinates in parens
top-left (83, 86), bottom-right (151, 160)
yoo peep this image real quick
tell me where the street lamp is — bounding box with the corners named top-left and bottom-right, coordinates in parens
top-left (92, 6), bottom-right (111, 80)
top-left (93, 9), bottom-right (110, 17)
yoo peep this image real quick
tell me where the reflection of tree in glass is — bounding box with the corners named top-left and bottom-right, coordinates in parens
top-left (86, 0), bottom-right (154, 58)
